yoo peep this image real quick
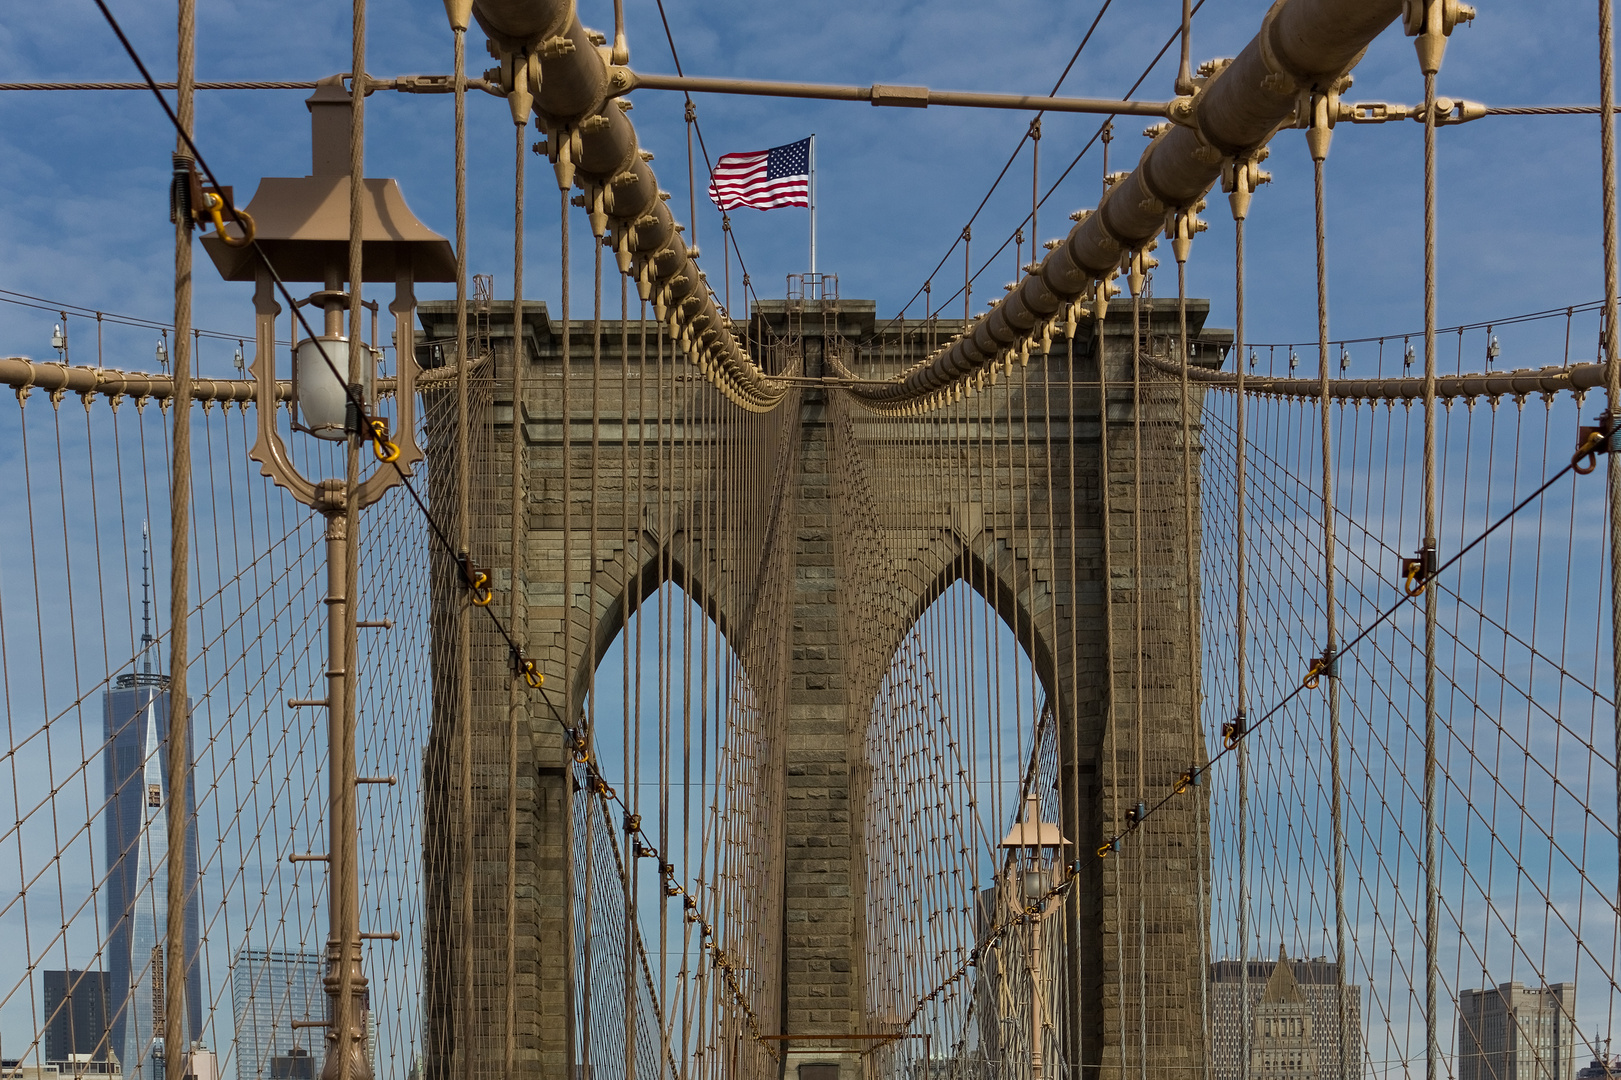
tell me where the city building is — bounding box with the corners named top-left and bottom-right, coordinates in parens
top-left (42, 1057), bottom-right (119, 1078)
top-left (230, 949), bottom-right (323, 1080)
top-left (267, 1048), bottom-right (315, 1080)
top-left (1211, 946), bottom-right (1363, 1080)
top-left (231, 947), bottom-right (376, 1080)
top-left (1458, 982), bottom-right (1576, 1080)
top-left (103, 532), bottom-right (202, 1079)
top-left (1575, 1040), bottom-right (1618, 1080)
top-left (40, 971), bottom-right (111, 1064)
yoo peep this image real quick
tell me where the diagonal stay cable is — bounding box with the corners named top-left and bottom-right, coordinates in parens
top-left (1136, 422), bottom-right (1607, 840)
top-left (879, 407), bottom-right (1612, 1041)
top-left (0, 287), bottom-right (263, 345)
top-left (650, 0), bottom-right (763, 313)
top-left (867, 0), bottom-right (1207, 347)
top-left (926, 0), bottom-right (1212, 324)
top-left (86, 0), bottom-right (554, 695)
top-left (90, 0), bottom-right (767, 1047)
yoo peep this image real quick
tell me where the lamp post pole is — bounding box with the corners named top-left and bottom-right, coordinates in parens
top-left (318, 473), bottom-right (368, 1080)
top-left (1000, 794), bottom-right (1069, 1080)
top-left (1029, 862), bottom-right (1043, 1080)
top-left (200, 73), bottom-right (451, 1080)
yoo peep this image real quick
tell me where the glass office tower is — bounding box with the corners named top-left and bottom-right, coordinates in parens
top-left (104, 534), bottom-right (201, 1080)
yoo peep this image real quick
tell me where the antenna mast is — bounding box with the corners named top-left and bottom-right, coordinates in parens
top-left (141, 522), bottom-right (154, 673)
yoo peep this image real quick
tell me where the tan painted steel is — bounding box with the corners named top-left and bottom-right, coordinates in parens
top-left (0, 356), bottom-right (288, 402)
top-left (615, 70), bottom-right (1174, 116)
top-left (1146, 353), bottom-right (1608, 402)
top-left (199, 77), bottom-right (456, 284)
top-left (472, 0), bottom-right (783, 410)
top-left (855, 0), bottom-right (1407, 408)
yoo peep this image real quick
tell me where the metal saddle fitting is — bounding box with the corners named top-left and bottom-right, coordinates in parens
top-left (1574, 409), bottom-right (1614, 474)
top-left (1400, 540), bottom-right (1439, 596)
top-left (509, 648), bottom-right (544, 688)
top-left (1303, 647), bottom-right (1339, 690)
top-left (171, 154), bottom-right (254, 247)
top-left (1221, 709), bottom-right (1247, 749)
top-left (457, 553), bottom-right (493, 606)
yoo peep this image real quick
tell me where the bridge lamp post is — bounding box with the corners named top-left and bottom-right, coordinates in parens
top-left (202, 76), bottom-right (454, 1080)
top-left (1000, 794), bottom-right (1071, 1080)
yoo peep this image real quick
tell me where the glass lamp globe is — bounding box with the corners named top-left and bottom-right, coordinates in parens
top-left (294, 335), bottom-right (376, 441)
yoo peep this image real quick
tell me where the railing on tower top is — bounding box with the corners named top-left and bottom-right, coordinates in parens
top-left (787, 272), bottom-right (839, 310)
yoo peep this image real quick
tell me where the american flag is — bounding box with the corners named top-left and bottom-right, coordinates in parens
top-left (707, 137), bottom-right (811, 211)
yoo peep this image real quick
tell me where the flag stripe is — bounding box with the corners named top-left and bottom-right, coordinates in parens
top-left (706, 137), bottom-right (811, 212)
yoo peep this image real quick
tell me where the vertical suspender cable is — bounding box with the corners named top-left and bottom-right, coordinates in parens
top-left (611, 0), bottom-right (628, 65)
top-left (1175, 0), bottom-right (1195, 94)
top-left (1064, 296), bottom-right (1084, 1080)
top-left (1031, 120), bottom-right (1041, 272)
top-left (963, 229), bottom-right (972, 331)
top-left (1599, 0), bottom-right (1621, 900)
top-left (686, 100), bottom-right (698, 255)
top-left (583, 220), bottom-right (607, 1080)
top-left (1130, 276), bottom-right (1148, 1080)
top-left (1096, 310), bottom-right (1125, 1080)
top-left (451, 20), bottom-right (477, 1078)
top-left (1173, 249), bottom-right (1210, 1080)
top-left (622, 279), bottom-right (637, 1080)
top-left (559, 184), bottom-right (576, 1079)
top-left (506, 115), bottom-right (527, 1080)
top-left (1420, 64), bottom-right (1442, 1080)
top-left (1309, 132), bottom-right (1351, 1080)
top-left (164, 3), bottom-right (194, 1079)
top-left (1232, 209), bottom-right (1251, 1080)
top-left (338, 5), bottom-right (368, 1077)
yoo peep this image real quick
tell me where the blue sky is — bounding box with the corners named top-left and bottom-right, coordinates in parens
top-left (0, 0), bottom-right (1615, 368)
top-left (3, 0), bottom-right (1620, 1075)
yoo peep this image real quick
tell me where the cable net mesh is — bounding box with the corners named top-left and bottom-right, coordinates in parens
top-left (0, 290), bottom-right (1617, 1080)
top-left (0, 391), bottom-right (429, 1079)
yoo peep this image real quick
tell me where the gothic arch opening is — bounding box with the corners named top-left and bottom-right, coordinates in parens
top-left (861, 581), bottom-right (1069, 1080)
top-left (577, 581), bottom-right (782, 1075)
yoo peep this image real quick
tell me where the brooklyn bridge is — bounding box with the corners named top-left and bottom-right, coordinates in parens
top-left (0, 1), bottom-right (1617, 1080)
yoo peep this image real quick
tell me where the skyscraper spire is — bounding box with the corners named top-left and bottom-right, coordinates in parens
top-left (141, 522), bottom-right (154, 673)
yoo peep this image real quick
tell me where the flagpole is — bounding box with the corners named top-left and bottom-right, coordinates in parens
top-left (809, 133), bottom-right (817, 276)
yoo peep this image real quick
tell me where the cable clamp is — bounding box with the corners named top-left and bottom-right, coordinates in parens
top-left (1574, 410), bottom-right (1613, 474)
top-left (369, 417), bottom-right (401, 462)
top-left (566, 727), bottom-right (590, 764)
top-left (170, 153), bottom-right (196, 227)
top-left (200, 190), bottom-right (256, 247)
top-left (1173, 767), bottom-right (1200, 795)
top-left (1303, 646), bottom-right (1338, 689)
top-left (1221, 709), bottom-right (1247, 750)
top-left (624, 812), bottom-right (641, 834)
top-left (1400, 541), bottom-right (1438, 596)
top-left (588, 774), bottom-right (614, 798)
top-left (509, 647), bottom-right (543, 688)
top-left (1096, 838), bottom-right (1118, 859)
top-left (458, 554), bottom-right (493, 606)
top-left (1124, 801), bottom-right (1145, 828)
top-left (172, 155), bottom-right (255, 246)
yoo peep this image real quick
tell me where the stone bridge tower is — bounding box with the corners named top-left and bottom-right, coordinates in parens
top-left (417, 294), bottom-right (1229, 1080)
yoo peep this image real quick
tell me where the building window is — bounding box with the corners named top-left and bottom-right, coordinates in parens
top-left (147, 783), bottom-right (162, 808)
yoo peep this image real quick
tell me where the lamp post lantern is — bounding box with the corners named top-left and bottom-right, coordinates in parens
top-left (201, 74), bottom-right (454, 1080)
top-left (1000, 793), bottom-right (1071, 1080)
